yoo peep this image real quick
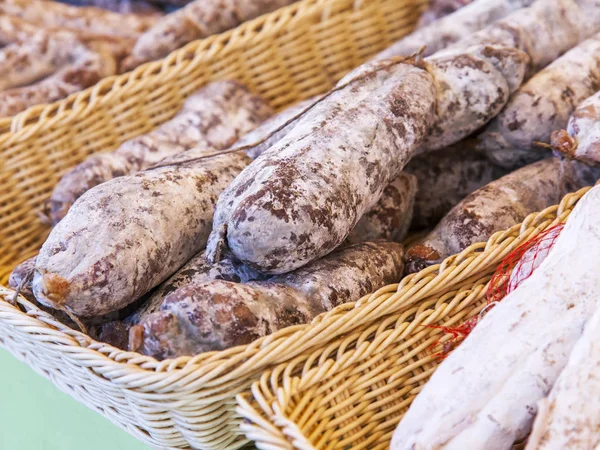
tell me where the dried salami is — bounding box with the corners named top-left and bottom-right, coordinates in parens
top-left (130, 241), bottom-right (405, 359)
top-left (45, 80), bottom-right (272, 224)
top-left (33, 150), bottom-right (252, 317)
top-left (475, 34), bottom-right (600, 168)
top-left (375, 0), bottom-right (532, 60)
top-left (405, 157), bottom-right (600, 273)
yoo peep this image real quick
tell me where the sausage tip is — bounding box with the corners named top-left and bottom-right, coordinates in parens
top-left (405, 244), bottom-right (442, 274)
top-left (32, 270), bottom-right (69, 309)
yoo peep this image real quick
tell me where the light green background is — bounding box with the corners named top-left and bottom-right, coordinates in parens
top-left (0, 349), bottom-right (151, 450)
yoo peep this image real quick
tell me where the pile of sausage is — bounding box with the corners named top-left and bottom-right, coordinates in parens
top-left (8, 1), bottom-right (600, 445)
top-left (0, 0), bottom-right (157, 116)
top-left (0, 0), bottom-right (296, 117)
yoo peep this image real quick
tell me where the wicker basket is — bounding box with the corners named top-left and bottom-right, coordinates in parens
top-left (236, 187), bottom-right (591, 450)
top-left (0, 1), bottom-right (431, 449)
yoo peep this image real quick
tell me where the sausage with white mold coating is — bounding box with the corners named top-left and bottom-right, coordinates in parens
top-left (206, 58), bottom-right (436, 274)
top-left (0, 37), bottom-right (117, 118)
top-left (418, 44), bottom-right (528, 152)
top-left (122, 0), bottom-right (297, 70)
top-left (9, 255), bottom-right (137, 331)
top-left (207, 44), bottom-right (528, 274)
top-left (405, 144), bottom-right (510, 230)
top-left (404, 158), bottom-right (600, 274)
top-left (474, 34), bottom-right (600, 169)
top-left (392, 184), bottom-right (600, 450)
top-left (46, 80), bottom-right (273, 224)
top-left (375, 0), bottom-right (533, 60)
top-left (33, 149), bottom-right (252, 318)
top-left (126, 250), bottom-right (266, 325)
top-left (442, 0), bottom-right (600, 75)
top-left (130, 241), bottom-right (405, 359)
top-left (0, 30), bottom-right (79, 91)
top-left (525, 304), bottom-right (600, 450)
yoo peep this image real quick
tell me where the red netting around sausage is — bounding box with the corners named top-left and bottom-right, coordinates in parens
top-left (425, 223), bottom-right (565, 361)
top-left (486, 223), bottom-right (565, 304)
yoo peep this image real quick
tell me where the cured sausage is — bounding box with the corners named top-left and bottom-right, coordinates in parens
top-left (0, 40), bottom-right (117, 117)
top-left (526, 306), bottom-right (600, 450)
top-left (404, 158), bottom-right (600, 273)
top-left (0, 31), bottom-right (80, 91)
top-left (375, 0), bottom-right (532, 60)
top-left (475, 34), bottom-right (600, 168)
top-left (392, 184), bottom-right (600, 450)
top-left (126, 250), bottom-right (266, 325)
top-left (346, 173), bottom-right (417, 244)
top-left (207, 45), bottom-right (528, 274)
top-left (442, 0), bottom-right (600, 75)
top-left (122, 0), bottom-right (297, 70)
top-left (405, 144), bottom-right (509, 230)
top-left (45, 80), bottom-right (272, 224)
top-left (33, 149), bottom-right (252, 317)
top-left (129, 241), bottom-right (405, 359)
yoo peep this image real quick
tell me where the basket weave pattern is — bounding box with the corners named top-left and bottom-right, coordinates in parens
top-left (0, 1), bottom-right (432, 449)
top-left (235, 187), bottom-right (590, 450)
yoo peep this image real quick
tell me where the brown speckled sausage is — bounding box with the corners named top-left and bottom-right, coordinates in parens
top-left (419, 44), bottom-right (528, 151)
top-left (126, 250), bottom-right (266, 325)
top-left (0, 41), bottom-right (117, 118)
top-left (405, 144), bottom-right (509, 230)
top-left (130, 241), bottom-right (405, 359)
top-left (9, 255), bottom-right (135, 331)
top-left (475, 33), bottom-right (600, 169)
top-left (346, 173), bottom-right (417, 244)
top-left (207, 45), bottom-right (528, 274)
top-left (32, 149), bottom-right (252, 317)
top-left (551, 91), bottom-right (600, 166)
top-left (0, 30), bottom-right (80, 91)
top-left (46, 81), bottom-right (272, 224)
top-left (375, 0), bottom-right (532, 60)
top-left (404, 158), bottom-right (600, 273)
top-left (122, 0), bottom-right (297, 70)
top-left (417, 0), bottom-right (475, 28)
top-left (235, 97), bottom-right (318, 160)
top-left (206, 59), bottom-right (436, 274)
top-left (443, 0), bottom-right (600, 75)
top-left (0, 0), bottom-right (157, 40)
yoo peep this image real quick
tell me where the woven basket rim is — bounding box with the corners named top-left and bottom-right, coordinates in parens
top-left (0, 186), bottom-right (588, 385)
top-left (0, 0), bottom-right (336, 142)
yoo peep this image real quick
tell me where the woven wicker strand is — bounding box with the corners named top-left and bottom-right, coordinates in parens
top-left (235, 186), bottom-right (592, 450)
